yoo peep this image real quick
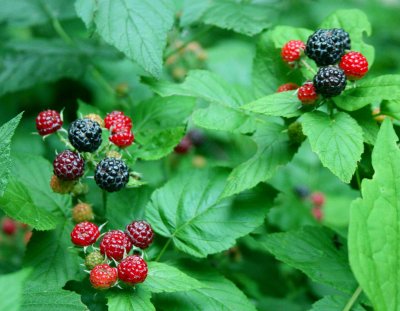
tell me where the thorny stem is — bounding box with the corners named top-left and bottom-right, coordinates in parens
top-left (342, 286), bottom-right (363, 311)
top-left (300, 58), bottom-right (317, 75)
top-left (155, 238), bottom-right (172, 262)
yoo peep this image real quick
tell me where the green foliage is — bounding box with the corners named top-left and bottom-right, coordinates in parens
top-left (0, 269), bottom-right (31, 311)
top-left (107, 288), bottom-right (154, 311)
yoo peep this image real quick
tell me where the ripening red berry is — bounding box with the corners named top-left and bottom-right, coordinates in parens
top-left (125, 220), bottom-right (154, 249)
top-left (90, 264), bottom-right (118, 289)
top-left (100, 230), bottom-right (132, 261)
top-left (277, 83), bottom-right (299, 93)
top-left (339, 51), bottom-right (368, 80)
top-left (297, 82), bottom-right (318, 104)
top-left (310, 192), bottom-right (325, 208)
top-left (117, 255), bottom-right (148, 285)
top-left (174, 136), bottom-right (192, 154)
top-left (36, 110), bottom-right (63, 136)
top-left (71, 222), bottom-right (100, 247)
top-left (104, 111), bottom-right (132, 131)
top-left (312, 207), bottom-right (323, 222)
top-left (2, 218), bottom-right (17, 235)
top-left (109, 129), bottom-right (134, 148)
top-left (281, 40), bottom-right (305, 63)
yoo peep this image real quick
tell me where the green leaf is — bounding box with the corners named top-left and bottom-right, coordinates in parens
top-left (23, 220), bottom-right (80, 288)
top-left (350, 107), bottom-right (379, 145)
top-left (0, 113), bottom-right (22, 196)
top-left (75, 0), bottom-right (175, 77)
top-left (107, 288), bottom-right (155, 311)
top-left (77, 100), bottom-right (102, 118)
top-left (302, 111), bottom-right (364, 183)
top-left (263, 226), bottom-right (357, 293)
top-left (334, 75), bottom-right (400, 111)
top-left (380, 100), bottom-right (400, 120)
top-left (22, 285), bottom-right (87, 311)
top-left (0, 269), bottom-right (31, 311)
top-left (242, 91), bottom-right (302, 118)
top-left (349, 120), bottom-right (400, 310)
top-left (320, 9), bottom-right (374, 65)
top-left (310, 295), bottom-right (366, 311)
top-left (270, 26), bottom-right (313, 48)
top-left (0, 179), bottom-right (59, 230)
top-left (153, 262), bottom-right (257, 311)
top-left (142, 262), bottom-right (203, 293)
top-left (146, 169), bottom-right (270, 257)
top-left (0, 0), bottom-right (76, 26)
top-left (222, 122), bottom-right (294, 198)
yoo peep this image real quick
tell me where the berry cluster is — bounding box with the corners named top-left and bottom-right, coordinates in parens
top-left (105, 111), bottom-right (134, 148)
top-left (279, 28), bottom-right (369, 104)
top-left (70, 219), bottom-right (154, 290)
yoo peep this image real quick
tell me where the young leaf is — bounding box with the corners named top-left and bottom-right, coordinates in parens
top-left (222, 122), bottom-right (294, 198)
top-left (75, 0), bottom-right (175, 77)
top-left (142, 262), bottom-right (203, 293)
top-left (0, 269), bottom-right (31, 311)
top-left (107, 288), bottom-right (155, 311)
top-left (146, 169), bottom-right (270, 257)
top-left (310, 295), bottom-right (366, 311)
top-left (0, 112), bottom-right (22, 196)
top-left (334, 75), bottom-right (400, 111)
top-left (263, 226), bottom-right (358, 293)
top-left (349, 120), bottom-right (400, 310)
top-left (302, 111), bottom-right (364, 183)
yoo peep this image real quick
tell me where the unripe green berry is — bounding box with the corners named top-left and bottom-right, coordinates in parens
top-left (85, 251), bottom-right (105, 270)
top-left (287, 122), bottom-right (306, 145)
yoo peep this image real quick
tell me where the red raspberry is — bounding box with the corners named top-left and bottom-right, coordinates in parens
top-left (281, 40), bottom-right (305, 63)
top-left (109, 129), bottom-right (134, 148)
top-left (174, 136), bottom-right (192, 154)
top-left (117, 255), bottom-right (148, 285)
top-left (339, 51), bottom-right (368, 80)
top-left (36, 110), bottom-right (63, 136)
top-left (310, 192), bottom-right (325, 208)
top-left (277, 83), bottom-right (299, 93)
top-left (71, 222), bottom-right (100, 247)
top-left (125, 220), bottom-right (154, 249)
top-left (2, 218), bottom-right (17, 235)
top-left (297, 82), bottom-right (318, 104)
top-left (100, 230), bottom-right (132, 261)
top-left (90, 264), bottom-right (118, 289)
top-left (104, 111), bottom-right (132, 131)
top-left (53, 150), bottom-right (85, 181)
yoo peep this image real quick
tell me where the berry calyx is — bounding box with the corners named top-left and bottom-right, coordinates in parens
top-left (281, 40), bottom-right (305, 63)
top-left (117, 255), bottom-right (148, 285)
top-left (90, 264), bottom-right (118, 290)
top-left (85, 114), bottom-right (105, 128)
top-left (297, 82), bottom-right (318, 104)
top-left (339, 51), bottom-right (368, 80)
top-left (85, 251), bottom-right (105, 270)
top-left (174, 136), bottom-right (192, 154)
top-left (109, 129), bottom-right (134, 148)
top-left (50, 175), bottom-right (75, 194)
top-left (72, 203), bottom-right (94, 223)
top-left (313, 66), bottom-right (347, 97)
top-left (104, 111), bottom-right (132, 131)
top-left (71, 221), bottom-right (100, 247)
top-left (125, 220), bottom-right (154, 249)
top-left (2, 218), bottom-right (17, 235)
top-left (53, 150), bottom-right (85, 181)
top-left (36, 110), bottom-right (63, 136)
top-left (277, 83), bottom-right (299, 93)
top-left (310, 192), bottom-right (325, 208)
top-left (68, 118), bottom-right (102, 153)
top-left (100, 230), bottom-right (132, 261)
top-left (94, 158), bottom-right (129, 192)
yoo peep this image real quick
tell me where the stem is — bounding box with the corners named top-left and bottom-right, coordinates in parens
top-left (300, 59), bottom-right (317, 75)
top-left (155, 239), bottom-right (172, 262)
top-left (355, 168), bottom-right (362, 190)
top-left (342, 286), bottom-right (362, 311)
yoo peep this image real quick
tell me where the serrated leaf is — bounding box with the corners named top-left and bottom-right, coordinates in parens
top-left (242, 91), bottom-right (302, 118)
top-left (334, 75), bottom-right (400, 111)
top-left (350, 107), bottom-right (379, 145)
top-left (75, 0), bottom-right (174, 77)
top-left (263, 226), bottom-right (357, 293)
top-left (0, 113), bottom-right (22, 196)
top-left (22, 285), bottom-right (87, 311)
top-left (302, 111), bottom-right (364, 183)
top-left (0, 179), bottom-right (59, 230)
top-left (146, 169), bottom-right (270, 257)
top-left (381, 100), bottom-right (400, 120)
top-left (142, 262), bottom-right (203, 293)
top-left (23, 220), bottom-right (80, 288)
top-left (270, 26), bottom-right (313, 48)
top-left (320, 9), bottom-right (374, 65)
top-left (222, 122), bottom-right (294, 198)
top-left (0, 269), bottom-right (31, 311)
top-left (349, 120), bottom-right (400, 311)
top-left (310, 295), bottom-right (366, 311)
top-left (107, 288), bottom-right (154, 311)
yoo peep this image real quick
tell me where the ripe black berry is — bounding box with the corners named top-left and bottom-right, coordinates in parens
top-left (68, 119), bottom-right (102, 153)
top-left (53, 150), bottom-right (85, 181)
top-left (305, 29), bottom-right (348, 66)
top-left (313, 66), bottom-right (347, 97)
top-left (94, 158), bottom-right (129, 192)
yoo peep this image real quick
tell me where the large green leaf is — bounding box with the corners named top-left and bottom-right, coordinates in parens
top-left (349, 120), bottom-right (400, 310)
top-left (0, 269), bottom-right (31, 311)
top-left (75, 0), bottom-right (174, 77)
top-left (107, 288), bottom-right (154, 311)
top-left (222, 122), bottom-right (294, 198)
top-left (146, 169), bottom-right (270, 257)
top-left (302, 111), bottom-right (364, 183)
top-left (334, 75), bottom-right (400, 111)
top-left (0, 113), bottom-right (22, 196)
top-left (262, 226), bottom-right (357, 293)
top-left (320, 9), bottom-right (374, 65)
top-left (142, 262), bottom-right (203, 293)
top-left (269, 26), bottom-right (312, 48)
top-left (310, 295), bottom-right (366, 311)
top-left (23, 219), bottom-right (80, 288)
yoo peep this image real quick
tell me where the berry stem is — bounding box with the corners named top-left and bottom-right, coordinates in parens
top-left (342, 286), bottom-right (362, 311)
top-left (300, 59), bottom-right (317, 75)
top-left (155, 238), bottom-right (172, 262)
top-left (56, 131), bottom-right (74, 149)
